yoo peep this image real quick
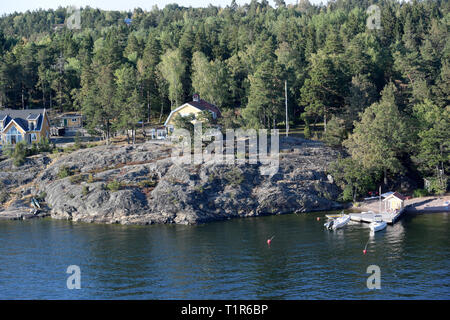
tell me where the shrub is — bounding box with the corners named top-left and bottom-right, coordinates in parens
top-left (58, 166), bottom-right (73, 179)
top-left (413, 188), bottom-right (429, 198)
top-left (427, 176), bottom-right (448, 196)
top-left (36, 192), bottom-right (47, 202)
top-left (106, 181), bottom-right (121, 192)
top-left (341, 185), bottom-right (354, 202)
top-left (303, 124), bottom-right (311, 139)
top-left (224, 168), bottom-right (244, 186)
top-left (322, 116), bottom-right (347, 147)
top-left (138, 179), bottom-right (157, 188)
top-left (87, 174), bottom-right (95, 183)
top-left (82, 186), bottom-right (89, 196)
top-left (37, 138), bottom-right (53, 153)
top-left (69, 174), bottom-right (85, 184)
top-left (5, 141), bottom-right (28, 166)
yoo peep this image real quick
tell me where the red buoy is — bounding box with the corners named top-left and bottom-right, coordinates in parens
top-left (363, 249), bottom-right (367, 255)
top-left (317, 217), bottom-right (320, 221)
top-left (267, 239), bottom-right (272, 245)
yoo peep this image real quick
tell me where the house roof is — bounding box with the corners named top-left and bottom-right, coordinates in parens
top-left (164, 98), bottom-right (221, 126)
top-left (57, 113), bottom-right (83, 119)
top-left (187, 99), bottom-right (221, 118)
top-left (0, 108), bottom-right (46, 133)
top-left (383, 192), bottom-right (406, 201)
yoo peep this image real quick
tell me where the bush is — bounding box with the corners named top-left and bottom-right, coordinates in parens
top-left (4, 141), bottom-right (28, 166)
top-left (69, 174), bottom-right (85, 184)
top-left (138, 179), bottom-right (157, 188)
top-left (413, 188), bottom-right (429, 198)
top-left (323, 116), bottom-right (347, 147)
top-left (87, 174), bottom-right (95, 183)
top-left (82, 185), bottom-right (89, 196)
top-left (58, 166), bottom-right (73, 179)
top-left (427, 176), bottom-right (448, 196)
top-left (106, 181), bottom-right (121, 192)
top-left (224, 168), bottom-right (244, 186)
top-left (36, 192), bottom-right (47, 202)
top-left (37, 137), bottom-right (53, 153)
top-left (341, 185), bottom-right (354, 202)
top-left (303, 124), bottom-right (311, 139)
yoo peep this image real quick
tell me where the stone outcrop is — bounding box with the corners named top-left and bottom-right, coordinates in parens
top-left (0, 137), bottom-right (343, 225)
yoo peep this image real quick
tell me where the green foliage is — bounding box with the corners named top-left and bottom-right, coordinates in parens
top-left (158, 49), bottom-right (185, 108)
top-left (82, 185), bottom-right (90, 196)
top-left (224, 168), bottom-right (244, 187)
top-left (0, 1), bottom-right (447, 192)
top-left (323, 116), bottom-right (347, 147)
top-left (191, 51), bottom-right (230, 108)
top-left (4, 141), bottom-right (28, 166)
top-left (35, 192), bottom-right (47, 202)
top-left (329, 157), bottom-right (377, 202)
top-left (138, 179), bottom-right (157, 188)
top-left (87, 174), bottom-right (95, 183)
top-left (173, 113), bottom-right (195, 136)
top-left (343, 83), bottom-right (410, 183)
top-left (69, 174), bottom-right (85, 184)
top-left (57, 166), bottom-right (73, 179)
top-left (426, 176), bottom-right (448, 196)
top-left (413, 188), bottom-right (429, 198)
top-left (106, 180), bottom-right (121, 192)
top-left (303, 123), bottom-right (311, 139)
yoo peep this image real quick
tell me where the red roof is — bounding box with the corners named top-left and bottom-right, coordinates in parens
top-left (188, 99), bottom-right (221, 118)
top-left (389, 192), bottom-right (406, 201)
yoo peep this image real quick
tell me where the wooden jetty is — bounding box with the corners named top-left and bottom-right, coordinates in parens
top-left (349, 208), bottom-right (405, 225)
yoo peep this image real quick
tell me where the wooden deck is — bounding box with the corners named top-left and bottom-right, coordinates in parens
top-left (349, 208), bottom-right (405, 225)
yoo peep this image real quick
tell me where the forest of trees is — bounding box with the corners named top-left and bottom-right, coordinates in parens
top-left (0, 0), bottom-right (448, 198)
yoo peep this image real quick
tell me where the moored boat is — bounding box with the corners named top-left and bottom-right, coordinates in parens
top-left (331, 214), bottom-right (350, 230)
top-left (370, 215), bottom-right (387, 232)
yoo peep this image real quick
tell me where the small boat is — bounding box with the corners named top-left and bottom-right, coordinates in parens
top-left (324, 214), bottom-right (350, 230)
top-left (370, 215), bottom-right (387, 232)
top-left (324, 219), bottom-right (335, 230)
top-left (331, 214), bottom-right (350, 230)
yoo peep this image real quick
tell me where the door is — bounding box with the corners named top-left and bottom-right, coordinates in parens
top-left (64, 119), bottom-right (68, 127)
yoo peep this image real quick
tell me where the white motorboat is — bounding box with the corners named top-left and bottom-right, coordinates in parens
top-left (332, 214), bottom-right (350, 230)
top-left (370, 215), bottom-right (387, 232)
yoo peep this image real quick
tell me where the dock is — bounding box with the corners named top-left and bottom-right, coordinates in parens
top-left (349, 208), bottom-right (405, 225)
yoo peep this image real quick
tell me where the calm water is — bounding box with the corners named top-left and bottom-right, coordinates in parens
top-left (0, 212), bottom-right (448, 299)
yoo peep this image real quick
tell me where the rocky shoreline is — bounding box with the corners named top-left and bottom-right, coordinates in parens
top-left (0, 137), bottom-right (344, 225)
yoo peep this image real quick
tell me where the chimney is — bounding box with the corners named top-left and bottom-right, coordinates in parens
top-left (193, 94), bottom-right (200, 102)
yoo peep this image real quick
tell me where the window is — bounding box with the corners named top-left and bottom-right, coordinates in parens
top-left (31, 133), bottom-right (37, 141)
top-left (72, 118), bottom-right (77, 122)
top-left (5, 126), bottom-right (23, 144)
top-left (29, 122), bottom-right (35, 130)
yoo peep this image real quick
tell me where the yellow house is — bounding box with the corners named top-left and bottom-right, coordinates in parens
top-left (164, 94), bottom-right (221, 133)
top-left (0, 108), bottom-right (50, 147)
top-left (57, 112), bottom-right (83, 128)
top-left (383, 192), bottom-right (406, 212)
